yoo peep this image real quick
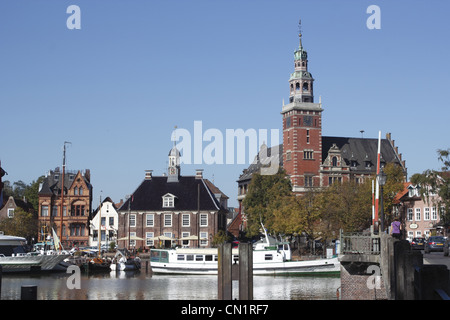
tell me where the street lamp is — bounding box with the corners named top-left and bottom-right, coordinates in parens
top-left (378, 168), bottom-right (387, 232)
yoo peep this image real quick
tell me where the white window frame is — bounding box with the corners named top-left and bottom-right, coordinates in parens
top-left (432, 207), bottom-right (437, 220)
top-left (407, 208), bottom-right (413, 221)
top-left (200, 232), bottom-right (208, 246)
top-left (164, 214), bottom-right (172, 227)
top-left (7, 208), bottom-right (14, 218)
top-left (182, 214), bottom-right (190, 227)
top-left (146, 214), bottom-right (154, 227)
top-left (164, 232), bottom-right (173, 247)
top-left (162, 194), bottom-right (175, 208)
top-left (415, 208), bottom-right (421, 221)
top-left (130, 232), bottom-right (136, 247)
top-left (41, 205), bottom-right (49, 217)
top-left (424, 207), bottom-right (430, 221)
top-left (182, 232), bottom-right (190, 247)
top-left (200, 213), bottom-right (208, 227)
top-left (146, 232), bottom-right (154, 247)
top-left (129, 214), bottom-right (136, 227)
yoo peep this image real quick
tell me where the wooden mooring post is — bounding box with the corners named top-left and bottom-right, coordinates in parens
top-left (239, 242), bottom-right (253, 300)
top-left (21, 285), bottom-right (37, 300)
top-left (218, 242), bottom-right (232, 300)
top-left (218, 242), bottom-right (253, 300)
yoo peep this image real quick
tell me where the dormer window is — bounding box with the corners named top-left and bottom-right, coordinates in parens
top-left (162, 193), bottom-right (176, 208)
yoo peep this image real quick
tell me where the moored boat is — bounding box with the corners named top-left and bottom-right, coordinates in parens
top-left (150, 236), bottom-right (340, 276)
top-left (0, 235), bottom-right (70, 273)
top-left (110, 250), bottom-right (141, 271)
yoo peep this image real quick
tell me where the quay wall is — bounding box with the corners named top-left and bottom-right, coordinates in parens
top-left (340, 262), bottom-right (387, 300)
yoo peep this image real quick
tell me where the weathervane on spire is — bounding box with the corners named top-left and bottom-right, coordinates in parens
top-left (298, 19), bottom-right (303, 47)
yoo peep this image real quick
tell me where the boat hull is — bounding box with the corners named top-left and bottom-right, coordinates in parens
top-left (150, 257), bottom-right (340, 276)
top-left (0, 254), bottom-right (70, 273)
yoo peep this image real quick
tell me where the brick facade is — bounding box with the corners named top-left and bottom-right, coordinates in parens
top-left (117, 151), bottom-right (228, 250)
top-left (38, 169), bottom-right (92, 248)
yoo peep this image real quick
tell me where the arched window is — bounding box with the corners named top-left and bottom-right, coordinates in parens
top-left (74, 187), bottom-right (78, 195)
top-left (332, 156), bottom-right (338, 167)
top-left (303, 82), bottom-right (309, 91)
top-left (295, 83), bottom-right (300, 91)
top-left (79, 187), bottom-right (83, 195)
top-left (290, 84), bottom-right (294, 92)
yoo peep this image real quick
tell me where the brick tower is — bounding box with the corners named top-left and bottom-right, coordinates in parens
top-left (281, 21), bottom-right (323, 193)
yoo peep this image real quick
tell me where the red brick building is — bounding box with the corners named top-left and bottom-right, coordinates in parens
top-left (37, 168), bottom-right (93, 248)
top-left (117, 147), bottom-right (228, 250)
top-left (236, 24), bottom-right (407, 231)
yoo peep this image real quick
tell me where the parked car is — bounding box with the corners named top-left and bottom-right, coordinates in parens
top-left (424, 236), bottom-right (446, 253)
top-left (411, 238), bottom-right (425, 250)
top-left (444, 238), bottom-right (449, 257)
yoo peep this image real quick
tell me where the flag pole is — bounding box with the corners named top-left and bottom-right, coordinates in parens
top-left (374, 131), bottom-right (381, 230)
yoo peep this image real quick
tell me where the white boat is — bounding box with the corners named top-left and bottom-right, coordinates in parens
top-left (149, 237), bottom-right (340, 276)
top-left (0, 235), bottom-right (70, 273)
top-left (110, 250), bottom-right (141, 271)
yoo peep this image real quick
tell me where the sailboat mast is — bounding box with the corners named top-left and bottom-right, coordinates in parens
top-left (98, 194), bottom-right (102, 257)
top-left (59, 141), bottom-right (71, 250)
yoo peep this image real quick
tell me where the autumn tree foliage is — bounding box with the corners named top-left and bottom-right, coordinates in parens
top-left (242, 162), bottom-right (405, 242)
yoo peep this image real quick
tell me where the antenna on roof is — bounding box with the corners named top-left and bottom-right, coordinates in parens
top-left (360, 130), bottom-right (365, 138)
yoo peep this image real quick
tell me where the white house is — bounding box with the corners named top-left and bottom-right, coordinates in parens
top-left (89, 197), bottom-right (120, 248)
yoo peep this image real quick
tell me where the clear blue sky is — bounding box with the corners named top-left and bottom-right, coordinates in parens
top-left (1, 0), bottom-right (449, 207)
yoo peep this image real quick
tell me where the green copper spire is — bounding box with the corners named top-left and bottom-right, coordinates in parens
top-left (294, 19), bottom-right (307, 61)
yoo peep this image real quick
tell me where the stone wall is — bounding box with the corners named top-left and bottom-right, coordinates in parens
top-left (340, 262), bottom-right (388, 300)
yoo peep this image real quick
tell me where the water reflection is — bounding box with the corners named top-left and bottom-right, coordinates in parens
top-left (0, 270), bottom-right (340, 300)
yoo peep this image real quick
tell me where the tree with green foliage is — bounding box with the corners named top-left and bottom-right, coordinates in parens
top-left (2, 176), bottom-right (44, 211)
top-left (322, 179), bottom-right (373, 233)
top-left (381, 162), bottom-right (407, 226)
top-left (0, 207), bottom-right (38, 241)
top-left (242, 169), bottom-right (292, 237)
top-left (411, 148), bottom-right (450, 227)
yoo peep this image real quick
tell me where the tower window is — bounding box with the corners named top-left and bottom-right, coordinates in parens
top-left (305, 176), bottom-right (313, 187)
top-left (304, 151), bottom-right (313, 159)
top-left (286, 117), bottom-right (291, 128)
top-left (303, 82), bottom-right (309, 91)
top-left (295, 83), bottom-right (300, 91)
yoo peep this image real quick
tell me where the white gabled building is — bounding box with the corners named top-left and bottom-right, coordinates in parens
top-left (89, 197), bottom-right (120, 248)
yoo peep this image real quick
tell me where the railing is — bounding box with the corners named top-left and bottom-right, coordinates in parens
top-left (340, 230), bottom-right (381, 255)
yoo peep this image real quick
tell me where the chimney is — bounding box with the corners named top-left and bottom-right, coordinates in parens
top-left (195, 169), bottom-right (204, 179)
top-left (84, 169), bottom-right (91, 182)
top-left (145, 170), bottom-right (153, 180)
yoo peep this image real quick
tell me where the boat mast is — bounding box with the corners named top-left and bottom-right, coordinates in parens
top-left (98, 193), bottom-right (102, 258)
top-left (60, 141), bottom-right (71, 251)
top-left (260, 221), bottom-right (270, 246)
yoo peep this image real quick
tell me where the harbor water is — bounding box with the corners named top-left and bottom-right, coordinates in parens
top-left (0, 270), bottom-right (340, 300)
